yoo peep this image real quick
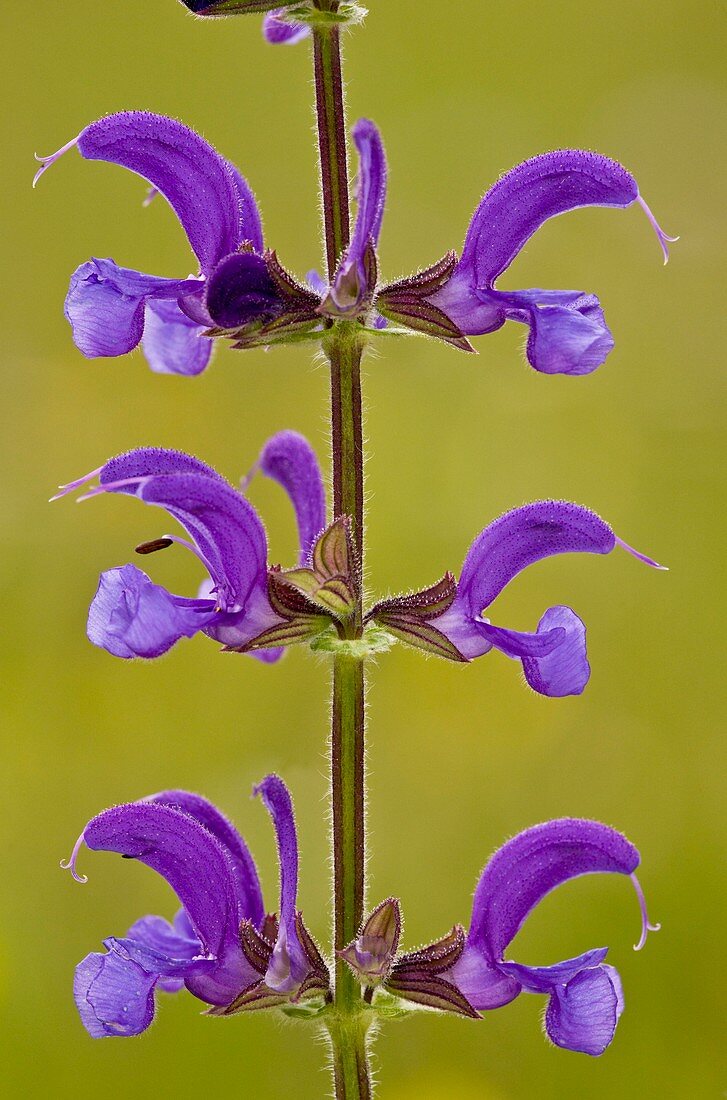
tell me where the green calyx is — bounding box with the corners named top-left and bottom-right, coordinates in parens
top-left (286, 3), bottom-right (368, 30)
top-left (310, 624), bottom-right (396, 658)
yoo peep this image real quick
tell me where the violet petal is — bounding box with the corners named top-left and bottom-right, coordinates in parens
top-left (148, 791), bottom-right (266, 929)
top-left (255, 430), bottom-right (326, 564)
top-left (544, 964), bottom-right (624, 1055)
top-left (328, 119), bottom-right (387, 313)
top-left (64, 259), bottom-right (202, 358)
top-left (467, 819), bottom-right (639, 962)
top-left (76, 112), bottom-right (259, 272)
top-left (458, 150), bottom-right (638, 287)
top-left (458, 501), bottom-right (615, 616)
top-left (521, 605), bottom-right (590, 697)
top-left (83, 801), bottom-right (254, 1004)
top-left (87, 565), bottom-right (216, 659)
top-left (142, 299), bottom-right (213, 376)
top-left (74, 945), bottom-right (157, 1038)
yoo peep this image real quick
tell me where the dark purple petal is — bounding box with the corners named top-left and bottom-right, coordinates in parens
top-left (254, 774), bottom-right (309, 993)
top-left (87, 565), bottom-right (216, 659)
top-left (521, 606), bottom-right (590, 697)
top-left (459, 501), bottom-right (615, 616)
top-left (76, 112), bottom-right (257, 272)
top-left (328, 119), bottom-right (387, 313)
top-left (254, 430), bottom-right (326, 564)
top-left (263, 10), bottom-right (311, 45)
top-left (457, 150), bottom-right (638, 287)
top-left (142, 299), bottom-right (213, 376)
top-left (205, 252), bottom-right (283, 329)
top-left (147, 791), bottom-right (265, 929)
top-left (83, 801), bottom-right (255, 1004)
top-left (74, 945), bottom-right (157, 1038)
top-left (65, 259), bottom-right (202, 358)
top-left (467, 819), bottom-right (639, 962)
top-left (498, 289), bottom-right (614, 376)
top-left (544, 965), bottom-right (624, 1055)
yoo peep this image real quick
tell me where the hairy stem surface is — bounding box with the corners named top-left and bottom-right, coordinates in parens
top-left (313, 11), bottom-right (371, 1098)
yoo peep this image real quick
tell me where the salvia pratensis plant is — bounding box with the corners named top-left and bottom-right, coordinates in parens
top-left (38, 2), bottom-right (674, 1095)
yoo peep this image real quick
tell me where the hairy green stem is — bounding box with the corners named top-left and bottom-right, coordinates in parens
top-left (313, 10), bottom-right (372, 1098)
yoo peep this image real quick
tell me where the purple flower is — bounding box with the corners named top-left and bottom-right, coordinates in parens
top-left (64, 774), bottom-right (329, 1036)
top-left (33, 112), bottom-right (302, 374)
top-left (371, 500), bottom-right (665, 697)
top-left (424, 150), bottom-right (677, 374)
top-left (441, 818), bottom-right (659, 1055)
top-left (263, 8), bottom-right (311, 45)
top-left (354, 123), bottom-right (675, 372)
top-left (52, 431), bottom-right (326, 660)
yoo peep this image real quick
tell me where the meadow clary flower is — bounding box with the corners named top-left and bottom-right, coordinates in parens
top-left (33, 111), bottom-right (324, 372)
top-left (441, 818), bottom-right (659, 1055)
top-left (356, 124), bottom-right (676, 372)
top-left (64, 774), bottom-right (328, 1036)
top-left (52, 431), bottom-right (326, 660)
top-left (371, 500), bottom-right (665, 697)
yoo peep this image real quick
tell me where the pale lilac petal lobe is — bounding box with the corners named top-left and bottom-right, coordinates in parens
top-left (498, 948), bottom-right (609, 993)
top-left (459, 501), bottom-right (615, 615)
top-left (263, 11), bottom-right (311, 45)
top-left (444, 944), bottom-right (521, 1011)
top-left (256, 430), bottom-right (326, 563)
top-left (87, 565), bottom-right (215, 659)
top-left (76, 112), bottom-right (249, 272)
top-left (544, 965), bottom-right (622, 1055)
top-left (124, 914), bottom-right (202, 963)
top-left (65, 259), bottom-right (203, 359)
top-left (142, 300), bottom-right (213, 376)
top-left (74, 946), bottom-right (157, 1038)
top-left (499, 289), bottom-right (614, 376)
top-left (468, 818), bottom-right (640, 960)
top-left (478, 620), bottom-right (565, 659)
top-left (148, 791), bottom-right (265, 928)
top-left (430, 596), bottom-right (494, 660)
top-left (254, 775), bottom-right (299, 926)
top-left (521, 606), bottom-right (590, 697)
top-left (460, 150), bottom-right (638, 286)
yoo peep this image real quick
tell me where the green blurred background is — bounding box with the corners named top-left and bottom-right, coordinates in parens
top-left (2, 2), bottom-right (724, 1096)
